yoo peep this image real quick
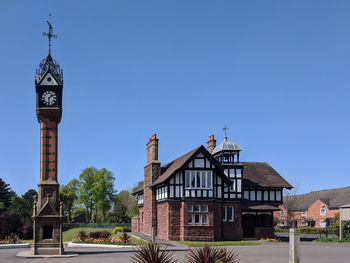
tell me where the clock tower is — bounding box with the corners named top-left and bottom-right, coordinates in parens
top-left (32, 16), bottom-right (64, 255)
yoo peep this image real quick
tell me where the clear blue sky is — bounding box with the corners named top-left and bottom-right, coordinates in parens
top-left (1, 1), bottom-right (349, 195)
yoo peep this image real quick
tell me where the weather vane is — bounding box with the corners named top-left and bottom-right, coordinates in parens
top-left (223, 125), bottom-right (228, 137)
top-left (42, 14), bottom-right (57, 56)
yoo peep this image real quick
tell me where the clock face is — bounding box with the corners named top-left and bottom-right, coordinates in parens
top-left (42, 91), bottom-right (57, 106)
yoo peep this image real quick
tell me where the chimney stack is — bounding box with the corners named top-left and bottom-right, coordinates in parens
top-left (206, 135), bottom-right (216, 153)
top-left (146, 134), bottom-right (158, 164)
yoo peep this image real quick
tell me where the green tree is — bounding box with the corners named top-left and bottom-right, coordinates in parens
top-left (112, 192), bottom-right (130, 223)
top-left (330, 212), bottom-right (350, 238)
top-left (93, 168), bottom-right (115, 223)
top-left (111, 190), bottom-right (138, 223)
top-left (71, 206), bottom-right (86, 220)
top-left (77, 167), bottom-right (115, 223)
top-left (9, 189), bottom-right (37, 224)
top-left (60, 179), bottom-right (79, 223)
top-left (78, 167), bottom-right (98, 222)
top-left (0, 178), bottom-right (16, 212)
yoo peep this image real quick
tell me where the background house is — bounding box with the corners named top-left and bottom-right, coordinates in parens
top-left (275, 186), bottom-right (350, 228)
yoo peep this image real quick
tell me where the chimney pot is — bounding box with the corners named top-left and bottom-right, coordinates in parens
top-left (146, 134), bottom-right (159, 164)
top-left (206, 134), bottom-right (216, 154)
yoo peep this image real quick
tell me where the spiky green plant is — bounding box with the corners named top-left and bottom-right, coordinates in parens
top-left (130, 242), bottom-right (175, 263)
top-left (120, 232), bottom-right (130, 244)
top-left (217, 247), bottom-right (239, 263)
top-left (184, 244), bottom-right (239, 263)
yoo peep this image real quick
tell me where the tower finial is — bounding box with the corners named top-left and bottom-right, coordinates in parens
top-left (42, 14), bottom-right (57, 56)
top-left (223, 125), bottom-right (228, 137)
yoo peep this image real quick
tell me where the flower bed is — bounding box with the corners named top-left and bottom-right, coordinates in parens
top-left (0, 234), bottom-right (23, 244)
top-left (71, 230), bottom-right (143, 246)
top-left (72, 236), bottom-right (132, 245)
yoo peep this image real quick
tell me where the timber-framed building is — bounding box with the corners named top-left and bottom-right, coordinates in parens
top-left (132, 134), bottom-right (292, 241)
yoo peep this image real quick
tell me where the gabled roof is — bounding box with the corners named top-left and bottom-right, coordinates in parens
top-left (37, 199), bottom-right (58, 216)
top-left (151, 145), bottom-right (230, 187)
top-left (285, 186), bottom-right (350, 210)
top-left (242, 162), bottom-right (292, 188)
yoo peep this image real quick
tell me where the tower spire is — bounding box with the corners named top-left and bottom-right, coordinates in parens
top-left (223, 125), bottom-right (229, 138)
top-left (42, 14), bottom-right (57, 56)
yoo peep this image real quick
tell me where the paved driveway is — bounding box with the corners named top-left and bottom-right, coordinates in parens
top-left (1, 242), bottom-right (349, 262)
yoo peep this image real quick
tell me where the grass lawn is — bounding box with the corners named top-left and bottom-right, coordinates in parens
top-left (177, 240), bottom-right (261, 247)
top-left (63, 227), bottom-right (114, 242)
top-left (63, 227), bottom-right (147, 246)
top-left (314, 238), bottom-right (350, 243)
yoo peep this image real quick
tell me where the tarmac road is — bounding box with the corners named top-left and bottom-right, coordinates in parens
top-left (1, 241), bottom-right (349, 263)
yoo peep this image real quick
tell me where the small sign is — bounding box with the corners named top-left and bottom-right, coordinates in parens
top-left (340, 204), bottom-right (350, 221)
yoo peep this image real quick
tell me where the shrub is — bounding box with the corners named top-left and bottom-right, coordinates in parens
top-left (0, 211), bottom-right (22, 238)
top-left (184, 244), bottom-right (239, 263)
top-left (78, 230), bottom-right (88, 240)
top-left (120, 232), bottom-right (130, 244)
top-left (101, 230), bottom-right (111, 239)
top-left (89, 231), bottom-right (102, 239)
top-left (130, 242), bottom-right (175, 263)
top-left (113, 226), bottom-right (123, 234)
top-left (122, 226), bottom-right (131, 232)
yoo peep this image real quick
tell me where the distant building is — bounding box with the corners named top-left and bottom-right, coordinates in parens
top-left (274, 186), bottom-right (350, 228)
top-left (132, 134), bottom-right (292, 241)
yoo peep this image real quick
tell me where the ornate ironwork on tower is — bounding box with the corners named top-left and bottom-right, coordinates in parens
top-left (32, 15), bottom-right (65, 255)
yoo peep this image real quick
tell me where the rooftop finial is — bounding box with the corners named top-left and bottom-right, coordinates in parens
top-left (42, 14), bottom-right (57, 56)
top-left (223, 125), bottom-right (228, 138)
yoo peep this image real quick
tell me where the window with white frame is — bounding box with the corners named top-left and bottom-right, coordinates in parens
top-left (257, 191), bottom-right (262, 201)
top-left (222, 206), bottom-right (234, 222)
top-left (185, 171), bottom-right (212, 189)
top-left (280, 221), bottom-right (285, 226)
top-left (187, 204), bottom-right (209, 225)
top-left (301, 211), bottom-right (307, 217)
top-left (137, 194), bottom-right (144, 205)
top-left (156, 186), bottom-right (168, 201)
top-left (236, 169), bottom-right (242, 178)
top-left (229, 179), bottom-right (236, 191)
top-left (280, 210), bottom-right (285, 217)
top-left (320, 208), bottom-right (326, 215)
top-left (301, 220), bottom-right (307, 227)
top-left (244, 190), bottom-right (249, 200)
top-left (250, 191), bottom-right (256, 201)
top-left (276, 191), bottom-right (282, 201)
top-left (237, 179), bottom-right (242, 192)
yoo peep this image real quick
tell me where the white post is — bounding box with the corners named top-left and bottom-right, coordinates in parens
top-left (151, 226), bottom-right (156, 242)
top-left (339, 215), bottom-right (342, 240)
top-left (289, 228), bottom-right (300, 263)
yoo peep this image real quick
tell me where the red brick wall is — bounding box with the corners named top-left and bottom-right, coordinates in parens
top-left (156, 202), bottom-right (169, 239)
top-left (168, 202), bottom-right (181, 240)
top-left (180, 202), bottom-right (214, 241)
top-left (142, 163), bottom-right (159, 236)
top-left (274, 205), bottom-right (290, 227)
top-left (131, 217), bottom-right (139, 232)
